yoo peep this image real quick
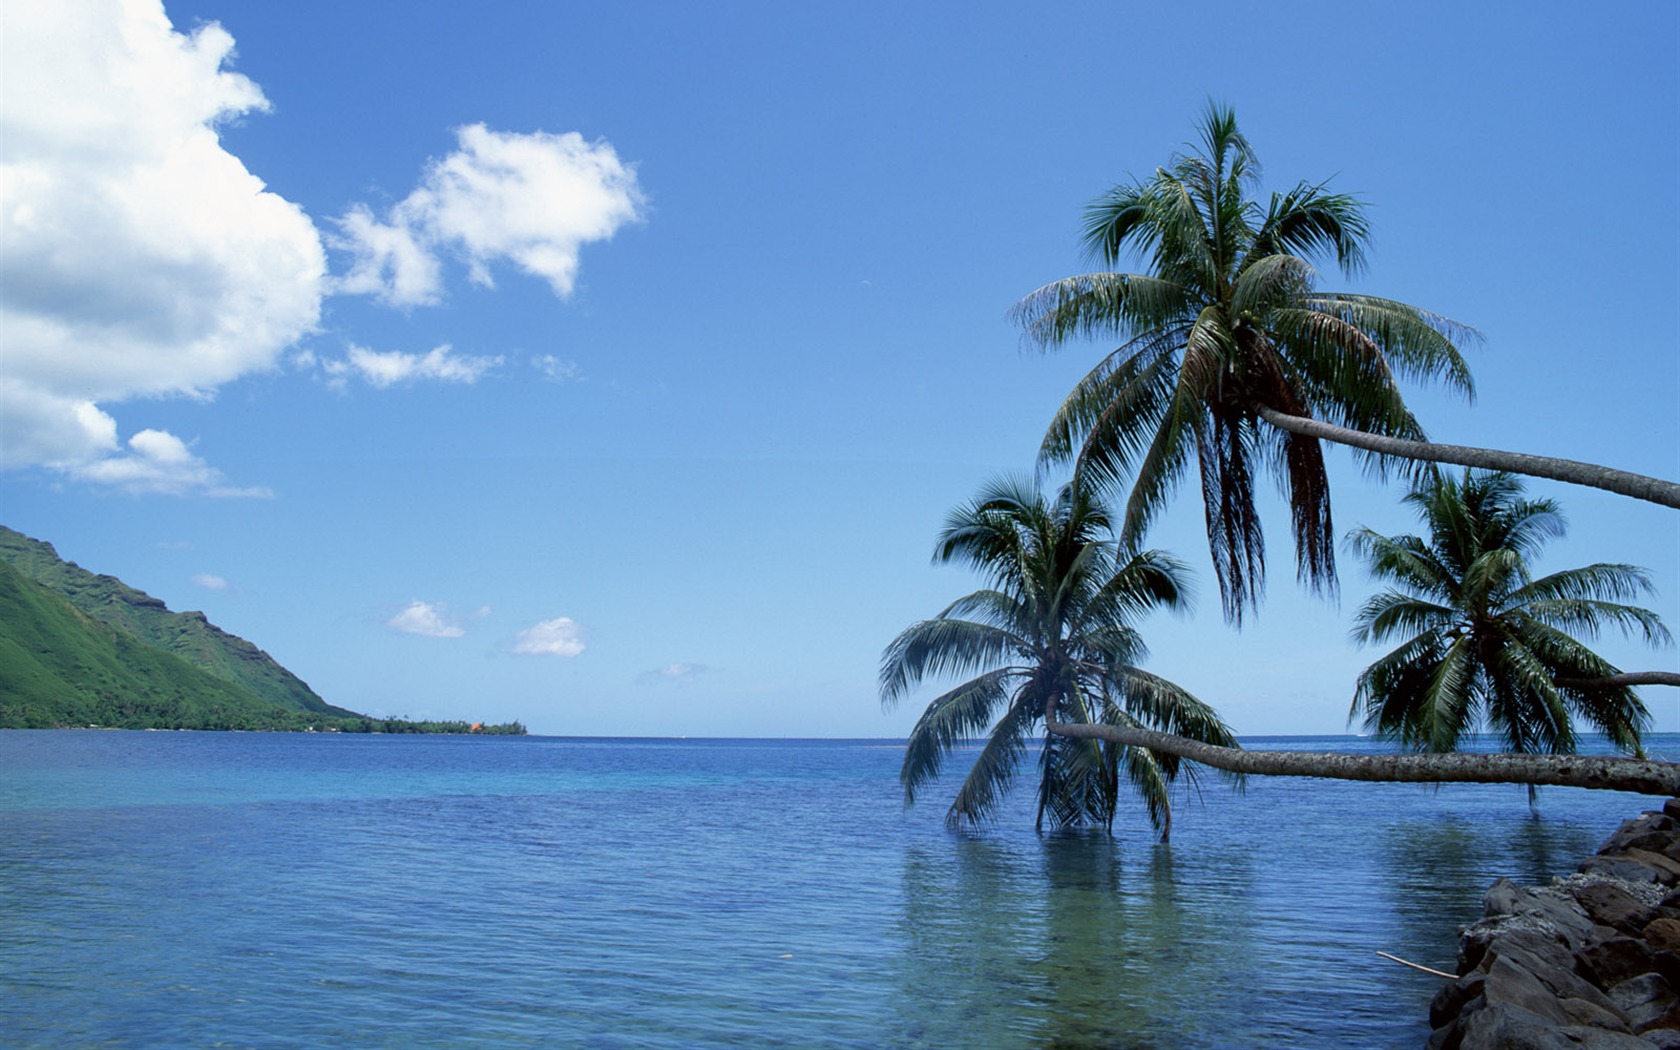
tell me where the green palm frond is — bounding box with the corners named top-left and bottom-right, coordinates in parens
top-left (1350, 591), bottom-right (1457, 645)
top-left (879, 616), bottom-right (1024, 707)
top-left (1347, 528), bottom-right (1457, 603)
top-left (883, 477), bottom-right (1236, 834)
top-left (1018, 105), bottom-right (1478, 618)
top-left (1012, 273), bottom-right (1192, 350)
top-left (1104, 665), bottom-right (1239, 753)
top-left (900, 668), bottom-right (1018, 806)
top-left (1299, 294), bottom-right (1478, 396)
top-left (1249, 181), bottom-right (1370, 275)
top-left (947, 692), bottom-right (1041, 828)
top-left (1350, 469), bottom-right (1666, 765)
top-left (1037, 328), bottom-right (1188, 469)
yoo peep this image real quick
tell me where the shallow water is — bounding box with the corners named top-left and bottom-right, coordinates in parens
top-left (0, 731), bottom-right (1668, 1048)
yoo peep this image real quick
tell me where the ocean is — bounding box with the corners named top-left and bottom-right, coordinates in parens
top-left (1, 731), bottom-right (1669, 1048)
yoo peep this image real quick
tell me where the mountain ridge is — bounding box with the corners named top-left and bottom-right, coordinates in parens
top-left (0, 525), bottom-right (355, 718)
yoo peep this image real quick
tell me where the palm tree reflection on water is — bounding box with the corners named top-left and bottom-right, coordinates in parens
top-left (891, 833), bottom-right (1250, 1049)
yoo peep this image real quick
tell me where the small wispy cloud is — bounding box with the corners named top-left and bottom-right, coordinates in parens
top-left (387, 599), bottom-right (465, 638)
top-left (533, 355), bottom-right (582, 383)
top-left (321, 344), bottom-right (502, 389)
top-left (512, 616), bottom-right (586, 657)
top-left (191, 573), bottom-right (229, 591)
top-left (636, 662), bottom-right (711, 686)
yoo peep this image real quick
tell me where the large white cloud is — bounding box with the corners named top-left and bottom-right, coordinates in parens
top-left (335, 124), bottom-right (644, 306)
top-left (0, 0), bottom-right (325, 484)
top-left (0, 1), bottom-right (640, 494)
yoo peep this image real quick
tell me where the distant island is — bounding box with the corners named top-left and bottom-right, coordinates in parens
top-left (0, 525), bottom-right (523, 735)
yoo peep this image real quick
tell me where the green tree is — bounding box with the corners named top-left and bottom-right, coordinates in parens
top-left (1014, 104), bottom-right (1679, 628)
top-left (1350, 469), bottom-right (1669, 759)
top-left (880, 477), bottom-right (1236, 839)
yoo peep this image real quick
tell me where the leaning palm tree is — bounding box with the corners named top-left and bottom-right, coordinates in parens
top-left (1350, 469), bottom-right (1669, 762)
top-left (1015, 104), bottom-right (1680, 627)
top-left (880, 477), bottom-right (1237, 839)
top-left (1035, 471), bottom-right (1680, 797)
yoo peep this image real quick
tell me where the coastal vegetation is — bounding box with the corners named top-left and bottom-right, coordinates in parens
top-left (0, 524), bottom-right (353, 718)
top-left (910, 105), bottom-right (1679, 813)
top-left (1349, 470), bottom-right (1667, 758)
top-left (881, 477), bottom-right (1236, 837)
top-left (1014, 108), bottom-right (1677, 616)
top-left (0, 526), bottom-right (520, 734)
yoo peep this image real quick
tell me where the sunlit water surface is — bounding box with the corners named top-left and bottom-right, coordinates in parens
top-left (3, 731), bottom-right (1672, 1048)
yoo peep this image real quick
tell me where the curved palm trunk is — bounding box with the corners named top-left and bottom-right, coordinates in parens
top-left (1043, 717), bottom-right (1680, 795)
top-left (1561, 672), bottom-right (1680, 689)
top-left (1254, 406), bottom-right (1680, 510)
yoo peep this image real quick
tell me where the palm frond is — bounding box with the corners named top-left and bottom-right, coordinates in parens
top-left (900, 668), bottom-right (1018, 806)
top-left (879, 616), bottom-right (1025, 707)
top-left (1011, 273), bottom-right (1192, 350)
top-left (1349, 469), bottom-right (1665, 761)
top-left (947, 692), bottom-right (1042, 828)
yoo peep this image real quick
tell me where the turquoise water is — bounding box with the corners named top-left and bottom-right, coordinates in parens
top-left (0, 731), bottom-right (1669, 1048)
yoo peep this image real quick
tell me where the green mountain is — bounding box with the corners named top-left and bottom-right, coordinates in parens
top-left (0, 556), bottom-right (325, 729)
top-left (0, 526), bottom-right (354, 717)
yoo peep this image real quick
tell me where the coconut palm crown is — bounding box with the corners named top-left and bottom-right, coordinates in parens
top-left (1350, 469), bottom-right (1670, 757)
top-left (1014, 103), bottom-right (1477, 623)
top-left (880, 476), bottom-right (1237, 839)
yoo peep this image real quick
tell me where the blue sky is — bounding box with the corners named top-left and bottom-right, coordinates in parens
top-left (2, 1), bottom-right (1675, 737)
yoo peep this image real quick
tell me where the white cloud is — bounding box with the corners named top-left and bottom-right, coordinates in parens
top-left (637, 662), bottom-right (711, 685)
top-left (0, 0), bottom-right (325, 488)
top-left (0, 3), bottom-right (639, 495)
top-left (534, 355), bottom-right (582, 383)
top-left (68, 429), bottom-right (272, 498)
top-left (191, 573), bottom-right (229, 591)
top-left (321, 344), bottom-right (503, 389)
top-left (512, 617), bottom-right (586, 657)
top-left (335, 124), bottom-right (643, 306)
top-left (387, 600), bottom-right (464, 639)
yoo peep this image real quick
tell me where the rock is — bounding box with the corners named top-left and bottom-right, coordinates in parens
top-left (1433, 809), bottom-right (1680, 1049)
top-left (1560, 996), bottom-right (1637, 1031)
top-left (1484, 957), bottom-right (1574, 1025)
top-left (1609, 974), bottom-right (1680, 1032)
top-left (1647, 921), bottom-right (1680, 954)
top-left (1464, 915), bottom-right (1569, 974)
top-left (1486, 935), bottom-right (1629, 1024)
top-left (1567, 881), bottom-right (1660, 933)
top-left (1579, 937), bottom-right (1659, 990)
top-left (1433, 972), bottom-right (1488, 1029)
top-left (1495, 927), bottom-right (1596, 973)
top-left (1585, 856), bottom-right (1676, 886)
top-left (1456, 1002), bottom-right (1652, 1049)
top-left (1480, 880), bottom-right (1604, 950)
top-left (1625, 852), bottom-right (1680, 886)
top-left (1653, 952), bottom-right (1680, 989)
top-left (1601, 814), bottom-right (1679, 855)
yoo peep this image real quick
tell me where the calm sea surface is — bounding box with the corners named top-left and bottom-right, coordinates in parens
top-left (2, 731), bottom-right (1674, 1049)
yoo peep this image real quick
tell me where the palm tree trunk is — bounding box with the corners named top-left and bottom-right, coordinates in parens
top-left (1254, 406), bottom-right (1680, 509)
top-left (1560, 672), bottom-right (1680, 689)
top-left (1042, 717), bottom-right (1680, 795)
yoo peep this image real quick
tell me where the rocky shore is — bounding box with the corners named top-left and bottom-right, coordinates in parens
top-left (1429, 799), bottom-right (1680, 1048)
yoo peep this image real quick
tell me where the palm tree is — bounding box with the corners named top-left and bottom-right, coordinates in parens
top-left (1349, 469), bottom-right (1669, 760)
top-left (1015, 104), bottom-right (1680, 629)
top-left (880, 477), bottom-right (1236, 839)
